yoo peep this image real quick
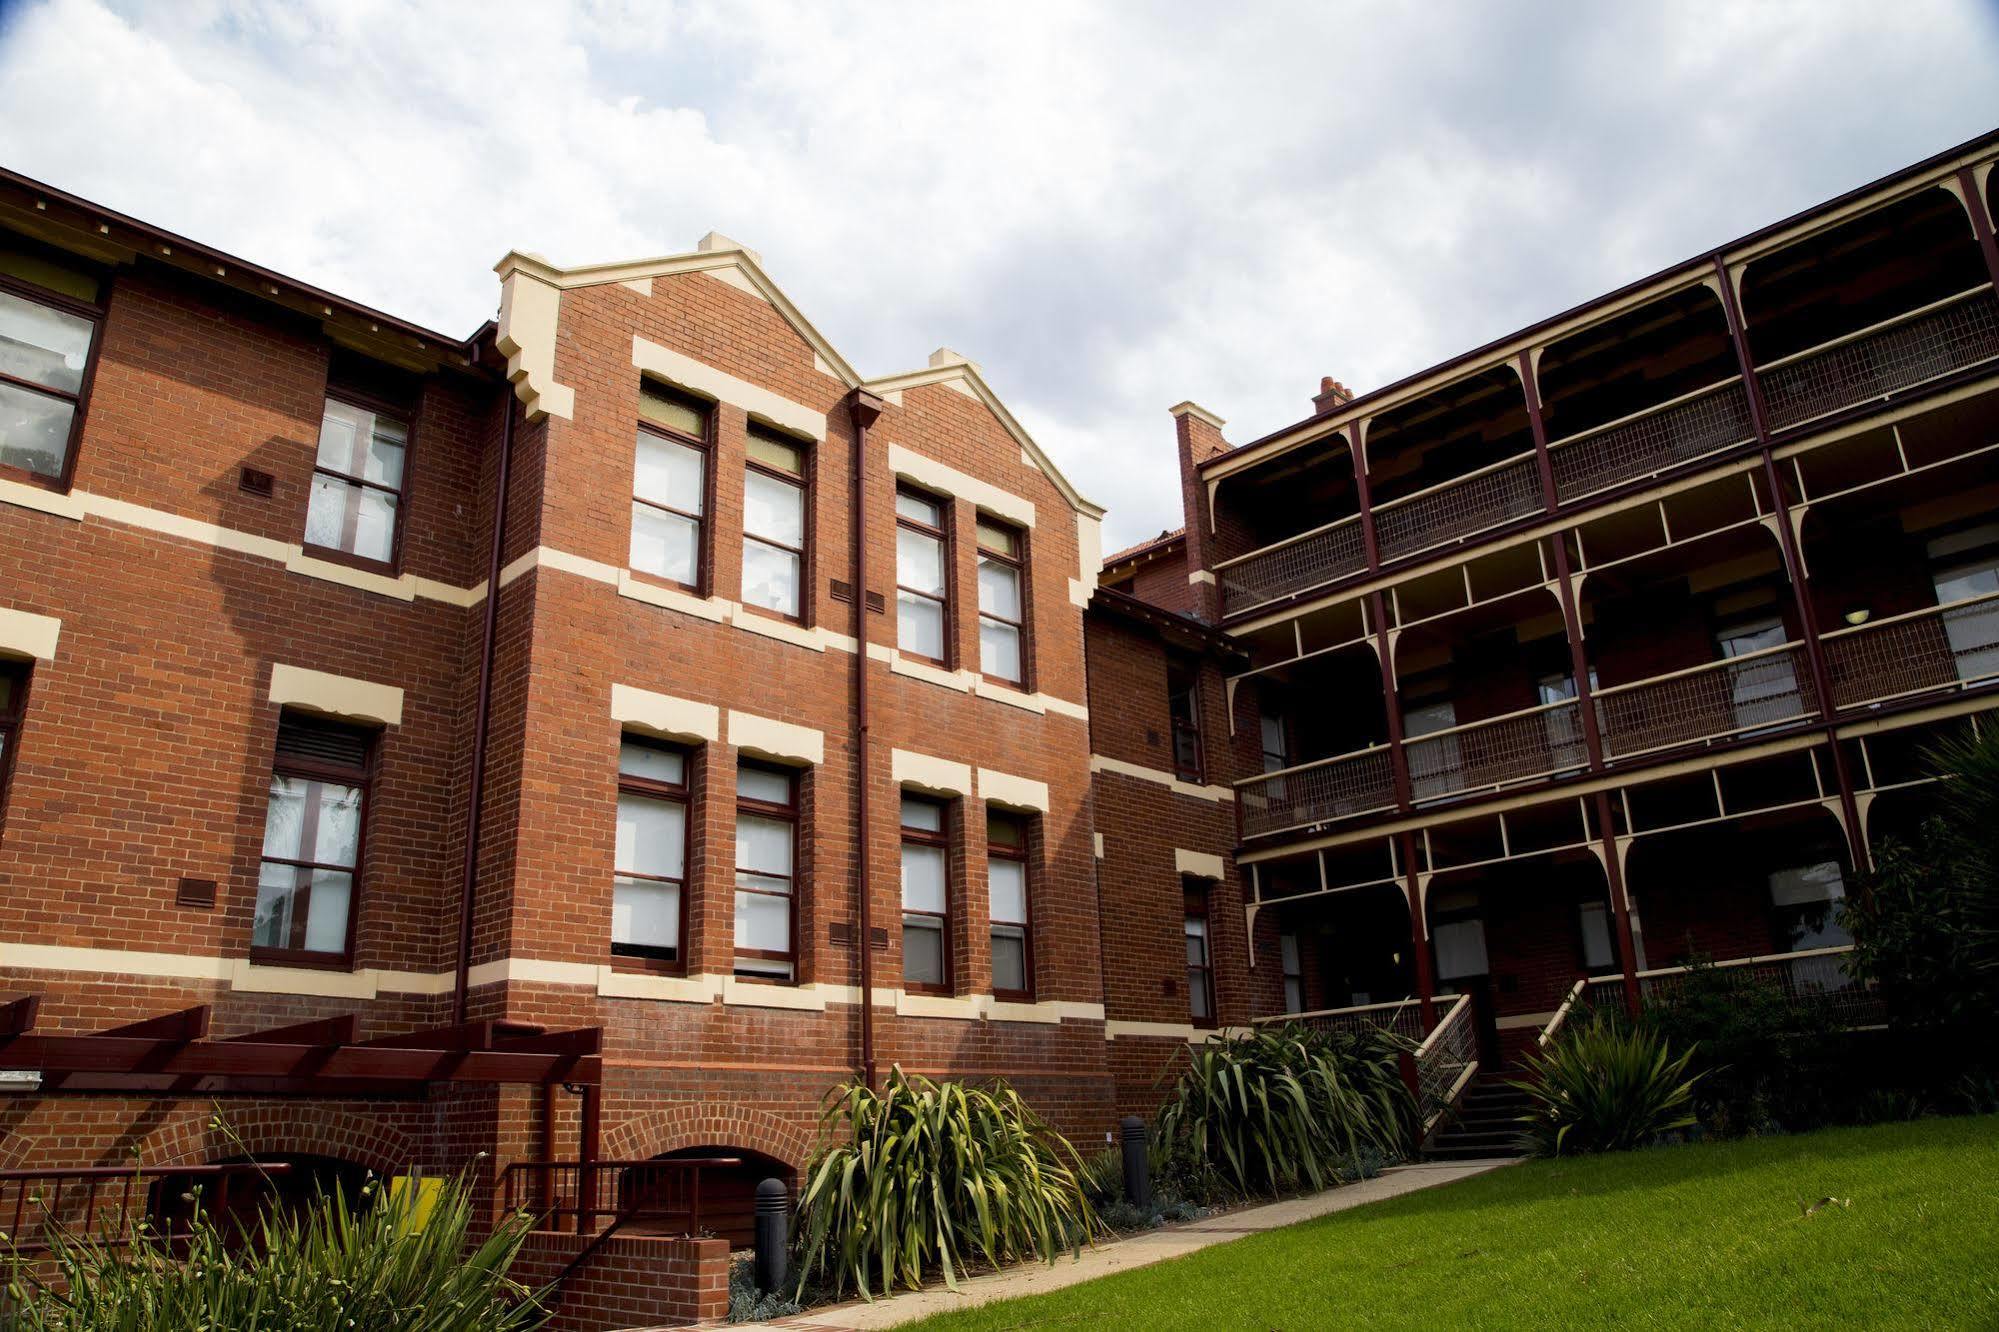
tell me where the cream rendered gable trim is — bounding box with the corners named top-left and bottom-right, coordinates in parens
top-left (493, 264), bottom-right (575, 421)
top-left (1089, 754), bottom-right (1235, 803)
top-left (1072, 510), bottom-right (1102, 608)
top-left (0, 607), bottom-right (61, 661)
top-left (885, 443), bottom-right (1036, 528)
top-left (1168, 401), bottom-right (1227, 430)
top-left (889, 989), bottom-right (1106, 1024)
top-left (978, 767), bottom-right (1050, 813)
top-left (727, 709), bottom-right (824, 765)
top-left (268, 663), bottom-right (404, 727)
top-left (0, 942), bottom-right (451, 999)
top-left (892, 747), bottom-right (974, 798)
top-left (496, 245), bottom-right (863, 390)
top-left (611, 683), bottom-right (721, 744)
top-left (867, 353), bottom-right (1104, 521)
top-left (632, 336), bottom-right (828, 441)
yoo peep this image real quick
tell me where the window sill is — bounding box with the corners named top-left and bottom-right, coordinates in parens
top-left (300, 543), bottom-right (400, 578)
top-left (247, 948), bottom-right (355, 973)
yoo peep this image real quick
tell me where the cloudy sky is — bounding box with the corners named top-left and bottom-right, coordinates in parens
top-left (1, 1), bottom-right (1996, 548)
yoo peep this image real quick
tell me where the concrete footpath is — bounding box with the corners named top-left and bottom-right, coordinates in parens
top-left (721, 1157), bottom-right (1519, 1330)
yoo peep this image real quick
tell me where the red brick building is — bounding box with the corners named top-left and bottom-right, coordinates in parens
top-left (1097, 127), bottom-right (1999, 1104)
top-left (2, 125), bottom-right (1998, 1322)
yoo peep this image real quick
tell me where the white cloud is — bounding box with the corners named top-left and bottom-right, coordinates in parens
top-left (1, 0), bottom-right (1994, 547)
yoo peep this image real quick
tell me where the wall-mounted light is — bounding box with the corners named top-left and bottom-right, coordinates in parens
top-left (1843, 607), bottom-right (1872, 627)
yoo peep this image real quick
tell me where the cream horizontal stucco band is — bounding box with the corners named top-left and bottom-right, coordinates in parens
top-left (268, 663), bottom-right (404, 727)
top-left (1089, 754), bottom-right (1235, 803)
top-left (0, 607), bottom-right (61, 662)
top-left (727, 709), bottom-right (823, 765)
top-left (1175, 849), bottom-right (1227, 880)
top-left (893, 748), bottom-right (974, 798)
top-left (611, 683), bottom-right (721, 744)
top-left (633, 335), bottom-right (827, 442)
top-left (886, 443), bottom-right (1036, 528)
top-left (978, 767), bottom-right (1050, 813)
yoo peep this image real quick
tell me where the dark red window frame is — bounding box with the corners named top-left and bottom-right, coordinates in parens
top-left (613, 736), bottom-right (692, 970)
top-left (631, 385), bottom-right (714, 595)
top-left (975, 517), bottom-right (1030, 689)
top-left (733, 760), bottom-right (800, 982)
top-left (1168, 654), bottom-right (1205, 783)
top-left (303, 388), bottom-right (417, 575)
top-left (894, 486), bottom-right (953, 667)
top-left (251, 715), bottom-right (375, 970)
top-left (986, 808), bottom-right (1033, 1002)
top-left (0, 264), bottom-right (105, 495)
top-left (900, 794), bottom-right (953, 995)
top-left (1184, 879), bottom-right (1216, 1028)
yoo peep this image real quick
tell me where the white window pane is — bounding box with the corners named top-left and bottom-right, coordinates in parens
top-left (977, 558), bottom-right (1020, 619)
top-left (1434, 919), bottom-right (1490, 980)
top-left (903, 917), bottom-right (945, 985)
top-left (902, 842), bottom-right (947, 913)
top-left (898, 592), bottom-right (945, 659)
top-left (316, 400), bottom-right (406, 488)
top-left (0, 289), bottom-right (91, 393)
top-left (365, 419), bottom-right (408, 488)
top-left (304, 474), bottom-right (352, 550)
top-left (1189, 972), bottom-right (1212, 1020)
top-left (1934, 560), bottom-right (1999, 604)
top-left (735, 889), bottom-right (792, 951)
top-left (311, 781), bottom-right (363, 868)
top-left (252, 863), bottom-right (300, 949)
top-left (316, 402), bottom-right (360, 473)
top-left (979, 618), bottom-right (1021, 682)
top-left (301, 869), bottom-right (352, 953)
top-left (634, 433), bottom-right (705, 514)
top-left (989, 859), bottom-right (1027, 924)
top-left (1579, 902), bottom-right (1615, 970)
top-left (992, 929), bottom-right (1027, 993)
top-left (639, 383), bottom-right (706, 436)
top-left (735, 955), bottom-right (795, 980)
top-left (900, 796), bottom-right (943, 832)
top-left (614, 876), bottom-right (681, 949)
top-left (1185, 924), bottom-right (1208, 968)
top-left (261, 776), bottom-right (308, 860)
top-left (1769, 861), bottom-right (1845, 907)
top-left (630, 502), bottom-right (699, 584)
top-left (737, 765), bottom-right (793, 804)
top-left (619, 742), bottom-right (684, 785)
top-left (747, 431), bottom-right (804, 475)
top-left (0, 379), bottom-right (75, 479)
top-left (351, 487), bottom-right (398, 562)
top-left (744, 470), bottom-right (804, 545)
top-left (896, 528), bottom-right (945, 596)
top-left (618, 793), bottom-right (686, 878)
top-left (976, 519), bottom-right (1017, 557)
top-left (896, 491), bottom-right (941, 525)
top-left (1280, 934), bottom-right (1300, 974)
top-left (742, 540), bottom-right (801, 616)
top-left (736, 812), bottom-right (794, 878)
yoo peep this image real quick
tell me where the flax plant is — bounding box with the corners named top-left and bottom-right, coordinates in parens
top-left (2, 1144), bottom-right (545, 1331)
top-left (790, 1069), bottom-right (1094, 1301)
top-left (1511, 1012), bottom-right (1702, 1156)
top-left (1153, 1023), bottom-right (1416, 1199)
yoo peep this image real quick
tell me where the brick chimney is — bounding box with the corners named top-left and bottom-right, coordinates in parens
top-left (1313, 375), bottom-right (1354, 414)
top-left (1168, 402), bottom-right (1229, 622)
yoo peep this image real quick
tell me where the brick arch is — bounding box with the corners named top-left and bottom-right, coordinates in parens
top-left (603, 1102), bottom-right (813, 1171)
top-left (145, 1102), bottom-right (415, 1176)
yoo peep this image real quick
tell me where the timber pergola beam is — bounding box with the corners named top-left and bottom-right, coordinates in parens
top-left (0, 998), bottom-right (603, 1091)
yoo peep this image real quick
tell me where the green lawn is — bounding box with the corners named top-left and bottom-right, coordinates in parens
top-left (907, 1116), bottom-right (1999, 1330)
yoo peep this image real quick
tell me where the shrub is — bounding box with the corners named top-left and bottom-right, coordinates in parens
top-left (1512, 1013), bottom-right (1702, 1156)
top-left (790, 1069), bottom-right (1094, 1301)
top-left (4, 1162), bottom-right (544, 1331)
top-left (727, 1256), bottom-right (807, 1324)
top-left (1641, 952), bottom-right (1835, 1136)
top-left (1153, 1023), bottom-right (1415, 1199)
top-left (1075, 1146), bottom-right (1126, 1209)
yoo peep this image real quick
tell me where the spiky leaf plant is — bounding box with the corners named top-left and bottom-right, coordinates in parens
top-left (790, 1068), bottom-right (1094, 1302)
top-left (4, 1161), bottom-right (545, 1331)
top-left (1511, 1012), bottom-right (1702, 1156)
top-left (1152, 1023), bottom-right (1416, 1200)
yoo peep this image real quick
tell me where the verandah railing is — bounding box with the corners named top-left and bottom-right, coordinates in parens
top-left (0, 1162), bottom-right (292, 1255)
top-left (1531, 944), bottom-right (1882, 1049)
top-left (1821, 589), bottom-right (1999, 710)
top-left (1253, 993), bottom-right (1477, 1132)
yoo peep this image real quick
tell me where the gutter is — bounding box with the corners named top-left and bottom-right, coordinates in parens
top-left (848, 389), bottom-right (886, 1089)
top-left (454, 394), bottom-right (518, 1022)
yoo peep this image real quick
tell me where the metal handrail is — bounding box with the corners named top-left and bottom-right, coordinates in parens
top-left (0, 1162), bottom-right (294, 1255)
top-left (1536, 978), bottom-right (1590, 1050)
top-left (1543, 374), bottom-right (1746, 452)
top-left (1251, 996), bottom-right (1423, 1026)
top-left (1752, 283), bottom-right (1994, 372)
top-left (1589, 636), bottom-right (1801, 697)
top-left (1211, 511), bottom-right (1362, 573)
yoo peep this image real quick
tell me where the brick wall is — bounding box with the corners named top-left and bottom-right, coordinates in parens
top-left (512, 1233), bottom-right (729, 1331)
